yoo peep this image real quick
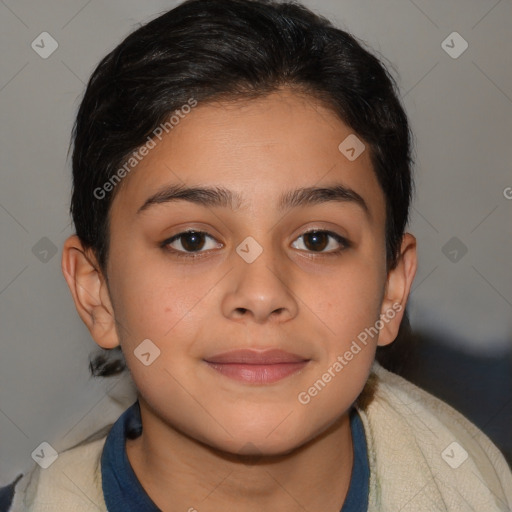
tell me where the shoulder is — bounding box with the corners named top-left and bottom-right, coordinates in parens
top-left (359, 362), bottom-right (512, 512)
top-left (11, 436), bottom-right (108, 512)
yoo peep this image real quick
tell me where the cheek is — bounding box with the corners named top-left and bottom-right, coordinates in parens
top-left (299, 260), bottom-right (383, 392)
top-left (109, 253), bottom-right (227, 358)
top-left (311, 262), bottom-right (384, 335)
top-left (107, 255), bottom-right (185, 342)
top-left (296, 270), bottom-right (382, 413)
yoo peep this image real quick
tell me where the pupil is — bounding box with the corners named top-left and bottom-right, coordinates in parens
top-left (304, 231), bottom-right (328, 251)
top-left (182, 231), bottom-right (205, 251)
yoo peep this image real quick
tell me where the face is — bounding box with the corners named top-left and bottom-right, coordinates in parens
top-left (71, 88), bottom-right (405, 456)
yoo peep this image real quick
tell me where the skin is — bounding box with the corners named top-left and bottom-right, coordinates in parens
top-left (62, 87), bottom-right (417, 511)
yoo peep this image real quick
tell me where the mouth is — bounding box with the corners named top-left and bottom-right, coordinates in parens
top-left (203, 349), bottom-right (310, 384)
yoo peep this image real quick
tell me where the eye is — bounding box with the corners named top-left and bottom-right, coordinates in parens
top-left (291, 230), bottom-right (350, 255)
top-left (161, 228), bottom-right (350, 259)
top-left (162, 230), bottom-right (222, 256)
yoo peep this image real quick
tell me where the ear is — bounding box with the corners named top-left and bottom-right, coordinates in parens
top-left (377, 233), bottom-right (417, 347)
top-left (61, 235), bottom-right (120, 349)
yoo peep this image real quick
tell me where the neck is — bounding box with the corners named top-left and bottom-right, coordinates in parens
top-left (126, 399), bottom-right (354, 512)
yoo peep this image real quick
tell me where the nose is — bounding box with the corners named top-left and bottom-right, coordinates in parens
top-left (220, 243), bottom-right (299, 324)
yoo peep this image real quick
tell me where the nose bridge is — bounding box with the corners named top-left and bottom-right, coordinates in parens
top-left (221, 234), bottom-right (298, 322)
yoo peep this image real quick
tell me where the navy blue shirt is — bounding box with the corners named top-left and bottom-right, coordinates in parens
top-left (101, 401), bottom-right (369, 511)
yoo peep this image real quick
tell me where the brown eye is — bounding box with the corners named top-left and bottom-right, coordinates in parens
top-left (291, 230), bottom-right (349, 254)
top-left (164, 231), bottom-right (221, 254)
top-left (179, 231), bottom-right (206, 251)
top-left (303, 231), bottom-right (329, 251)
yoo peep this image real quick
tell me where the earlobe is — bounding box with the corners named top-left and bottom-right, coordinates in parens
top-left (61, 235), bottom-right (120, 349)
top-left (377, 233), bottom-right (417, 347)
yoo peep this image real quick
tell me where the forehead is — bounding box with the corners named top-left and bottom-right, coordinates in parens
top-left (110, 88), bottom-right (385, 223)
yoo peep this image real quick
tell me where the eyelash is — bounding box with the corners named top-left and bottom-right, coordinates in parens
top-left (161, 229), bottom-right (351, 260)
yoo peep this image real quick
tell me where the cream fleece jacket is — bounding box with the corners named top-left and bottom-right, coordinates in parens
top-left (10, 363), bottom-right (512, 511)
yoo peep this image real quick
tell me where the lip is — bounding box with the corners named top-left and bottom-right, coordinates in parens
top-left (204, 349), bottom-right (310, 384)
top-left (205, 349), bottom-right (308, 364)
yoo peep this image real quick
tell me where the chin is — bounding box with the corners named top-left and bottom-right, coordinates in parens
top-left (200, 421), bottom-right (313, 459)
top-left (221, 437), bottom-right (305, 460)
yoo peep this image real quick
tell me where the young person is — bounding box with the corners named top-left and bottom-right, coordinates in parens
top-left (9, 0), bottom-right (512, 510)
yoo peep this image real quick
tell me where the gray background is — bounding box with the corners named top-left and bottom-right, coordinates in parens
top-left (1, 0), bottom-right (511, 484)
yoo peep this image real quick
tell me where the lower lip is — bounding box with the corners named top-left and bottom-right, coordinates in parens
top-left (205, 361), bottom-right (309, 384)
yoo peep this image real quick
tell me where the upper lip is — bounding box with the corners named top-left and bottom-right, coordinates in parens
top-left (204, 349), bottom-right (309, 364)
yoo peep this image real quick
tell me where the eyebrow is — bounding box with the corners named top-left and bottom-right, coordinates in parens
top-left (136, 183), bottom-right (370, 218)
